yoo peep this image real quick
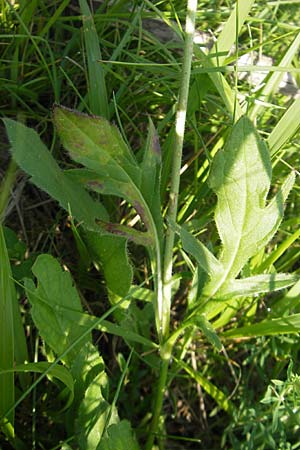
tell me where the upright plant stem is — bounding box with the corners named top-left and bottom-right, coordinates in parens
top-left (162, 0), bottom-right (198, 347)
top-left (146, 2), bottom-right (198, 449)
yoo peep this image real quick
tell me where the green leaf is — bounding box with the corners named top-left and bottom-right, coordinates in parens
top-left (53, 105), bottom-right (140, 191)
top-left (140, 119), bottom-right (164, 242)
top-left (179, 225), bottom-right (224, 278)
top-left (194, 314), bottom-right (223, 351)
top-left (222, 313), bottom-right (300, 339)
top-left (53, 106), bottom-right (157, 241)
top-left (84, 232), bottom-right (133, 298)
top-left (25, 254), bottom-right (156, 351)
top-left (216, 273), bottom-right (299, 300)
top-left (207, 116), bottom-right (294, 282)
top-left (268, 95), bottom-right (300, 157)
top-left (25, 254), bottom-right (90, 367)
top-left (76, 371), bottom-right (118, 450)
top-left (176, 359), bottom-right (234, 415)
top-left (3, 118), bottom-right (108, 230)
top-left (79, 0), bottom-right (109, 119)
top-left (97, 420), bottom-right (140, 450)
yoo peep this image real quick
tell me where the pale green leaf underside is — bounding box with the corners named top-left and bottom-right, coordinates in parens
top-left (208, 116), bottom-right (295, 281)
top-left (180, 225), bottom-right (223, 277)
top-left (216, 273), bottom-right (299, 300)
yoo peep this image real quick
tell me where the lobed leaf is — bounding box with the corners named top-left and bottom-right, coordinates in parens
top-left (76, 371), bottom-right (118, 450)
top-left (207, 116), bottom-right (294, 281)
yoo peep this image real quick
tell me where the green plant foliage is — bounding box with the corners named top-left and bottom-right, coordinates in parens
top-left (97, 420), bottom-right (140, 450)
top-left (84, 233), bottom-right (133, 298)
top-left (0, 226), bottom-right (15, 427)
top-left (1, 361), bottom-right (74, 411)
top-left (76, 371), bottom-right (118, 450)
top-left (3, 118), bottom-right (108, 230)
top-left (179, 116), bottom-right (295, 321)
top-left (25, 254), bottom-right (91, 367)
top-left (208, 116), bottom-right (294, 281)
top-left (24, 253), bottom-right (140, 448)
top-left (223, 313), bottom-right (300, 338)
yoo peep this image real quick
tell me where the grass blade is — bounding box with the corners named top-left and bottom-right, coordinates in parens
top-left (79, 0), bottom-right (109, 118)
top-left (0, 225), bottom-right (15, 427)
top-left (268, 96), bottom-right (300, 156)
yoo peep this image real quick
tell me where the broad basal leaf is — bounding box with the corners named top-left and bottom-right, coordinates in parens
top-left (3, 118), bottom-right (108, 231)
top-left (25, 254), bottom-right (90, 367)
top-left (208, 116), bottom-right (295, 281)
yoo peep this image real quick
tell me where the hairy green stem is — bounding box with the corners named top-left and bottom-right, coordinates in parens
top-left (162, 0), bottom-right (198, 334)
top-left (146, 2), bottom-right (198, 449)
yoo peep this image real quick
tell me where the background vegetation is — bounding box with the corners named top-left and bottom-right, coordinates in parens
top-left (1, 0), bottom-right (300, 449)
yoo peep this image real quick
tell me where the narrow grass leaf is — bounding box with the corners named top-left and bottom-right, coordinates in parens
top-left (210, 0), bottom-right (256, 66)
top-left (222, 313), bottom-right (300, 338)
top-left (79, 0), bottom-right (109, 118)
top-left (3, 118), bottom-right (108, 230)
top-left (177, 359), bottom-right (234, 415)
top-left (0, 225), bottom-right (15, 426)
top-left (268, 96), bottom-right (300, 156)
top-left (250, 32), bottom-right (300, 120)
top-left (193, 45), bottom-right (244, 119)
